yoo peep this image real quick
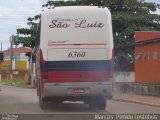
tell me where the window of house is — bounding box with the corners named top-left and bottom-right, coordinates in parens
top-left (4, 55), bottom-right (10, 60)
top-left (153, 51), bottom-right (158, 60)
top-left (143, 52), bottom-right (147, 60)
top-left (147, 52), bottom-right (150, 60)
top-left (143, 52), bottom-right (150, 60)
top-left (135, 53), bottom-right (142, 60)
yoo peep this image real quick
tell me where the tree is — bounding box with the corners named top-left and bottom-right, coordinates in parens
top-left (16, 15), bottom-right (40, 58)
top-left (16, 0), bottom-right (160, 70)
top-left (16, 15), bottom-right (40, 48)
top-left (107, 0), bottom-right (160, 70)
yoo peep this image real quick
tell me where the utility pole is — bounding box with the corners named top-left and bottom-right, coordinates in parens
top-left (10, 35), bottom-right (14, 79)
top-left (15, 44), bottom-right (17, 70)
top-left (14, 36), bottom-right (18, 70)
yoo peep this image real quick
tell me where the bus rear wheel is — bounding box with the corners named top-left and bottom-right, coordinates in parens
top-left (38, 81), bottom-right (48, 109)
top-left (97, 97), bottom-right (106, 110)
top-left (88, 97), bottom-right (106, 110)
top-left (39, 96), bottom-right (48, 109)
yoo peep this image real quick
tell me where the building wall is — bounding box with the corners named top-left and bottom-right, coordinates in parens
top-left (135, 32), bottom-right (160, 83)
top-left (1, 51), bottom-right (29, 70)
top-left (0, 60), bottom-right (10, 70)
top-left (17, 61), bottom-right (27, 70)
top-left (0, 60), bottom-right (28, 70)
top-left (135, 31), bottom-right (160, 42)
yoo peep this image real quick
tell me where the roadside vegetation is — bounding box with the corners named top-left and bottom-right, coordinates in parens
top-left (15, 0), bottom-right (160, 71)
top-left (0, 79), bottom-right (34, 88)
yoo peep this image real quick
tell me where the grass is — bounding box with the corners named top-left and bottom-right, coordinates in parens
top-left (1, 79), bottom-right (23, 86)
top-left (0, 79), bottom-right (35, 88)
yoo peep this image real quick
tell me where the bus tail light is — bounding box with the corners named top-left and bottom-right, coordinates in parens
top-left (41, 72), bottom-right (48, 83)
top-left (39, 49), bottom-right (44, 64)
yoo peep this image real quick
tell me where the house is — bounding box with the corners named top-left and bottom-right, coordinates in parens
top-left (135, 31), bottom-right (160, 83)
top-left (0, 47), bottom-right (31, 70)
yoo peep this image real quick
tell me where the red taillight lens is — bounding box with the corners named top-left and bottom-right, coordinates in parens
top-left (42, 72), bottom-right (48, 83)
top-left (108, 71), bottom-right (113, 78)
top-left (41, 72), bottom-right (48, 79)
top-left (39, 49), bottom-right (44, 64)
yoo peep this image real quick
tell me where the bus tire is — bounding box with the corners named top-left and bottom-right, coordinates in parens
top-left (97, 97), bottom-right (106, 110)
top-left (51, 99), bottom-right (59, 108)
top-left (88, 97), bottom-right (97, 110)
top-left (39, 97), bottom-right (48, 109)
top-left (37, 80), bottom-right (40, 96)
top-left (88, 97), bottom-right (106, 110)
top-left (38, 81), bottom-right (48, 109)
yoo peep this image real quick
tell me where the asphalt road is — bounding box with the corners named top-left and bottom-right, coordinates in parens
top-left (0, 85), bottom-right (160, 115)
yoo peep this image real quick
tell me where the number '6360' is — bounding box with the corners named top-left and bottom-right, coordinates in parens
top-left (68, 51), bottom-right (86, 58)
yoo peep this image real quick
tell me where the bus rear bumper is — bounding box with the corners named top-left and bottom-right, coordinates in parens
top-left (43, 82), bottom-right (113, 99)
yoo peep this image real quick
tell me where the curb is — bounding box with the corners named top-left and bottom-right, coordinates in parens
top-left (112, 98), bottom-right (160, 108)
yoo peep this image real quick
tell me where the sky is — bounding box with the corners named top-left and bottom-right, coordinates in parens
top-left (0, 0), bottom-right (159, 51)
top-left (0, 0), bottom-right (47, 50)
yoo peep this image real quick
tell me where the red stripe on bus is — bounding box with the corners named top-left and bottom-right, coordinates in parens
top-left (48, 43), bottom-right (107, 46)
top-left (46, 71), bottom-right (113, 82)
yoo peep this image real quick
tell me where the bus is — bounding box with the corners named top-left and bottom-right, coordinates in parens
top-left (33, 6), bottom-right (114, 110)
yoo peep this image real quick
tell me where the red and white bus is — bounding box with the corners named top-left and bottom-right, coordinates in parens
top-left (33, 6), bottom-right (114, 110)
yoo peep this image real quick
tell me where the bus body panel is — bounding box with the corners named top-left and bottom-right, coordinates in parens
top-left (35, 6), bottom-right (114, 109)
top-left (40, 6), bottom-right (113, 61)
top-left (43, 82), bottom-right (112, 99)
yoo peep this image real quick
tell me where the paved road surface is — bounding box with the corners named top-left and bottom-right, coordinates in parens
top-left (0, 85), bottom-right (160, 114)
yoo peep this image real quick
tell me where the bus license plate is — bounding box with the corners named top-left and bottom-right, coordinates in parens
top-left (73, 88), bottom-right (85, 93)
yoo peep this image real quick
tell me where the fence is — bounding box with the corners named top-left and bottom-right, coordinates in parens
top-left (114, 72), bottom-right (135, 82)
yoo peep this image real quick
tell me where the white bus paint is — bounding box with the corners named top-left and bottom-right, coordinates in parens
top-left (40, 6), bottom-right (113, 61)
